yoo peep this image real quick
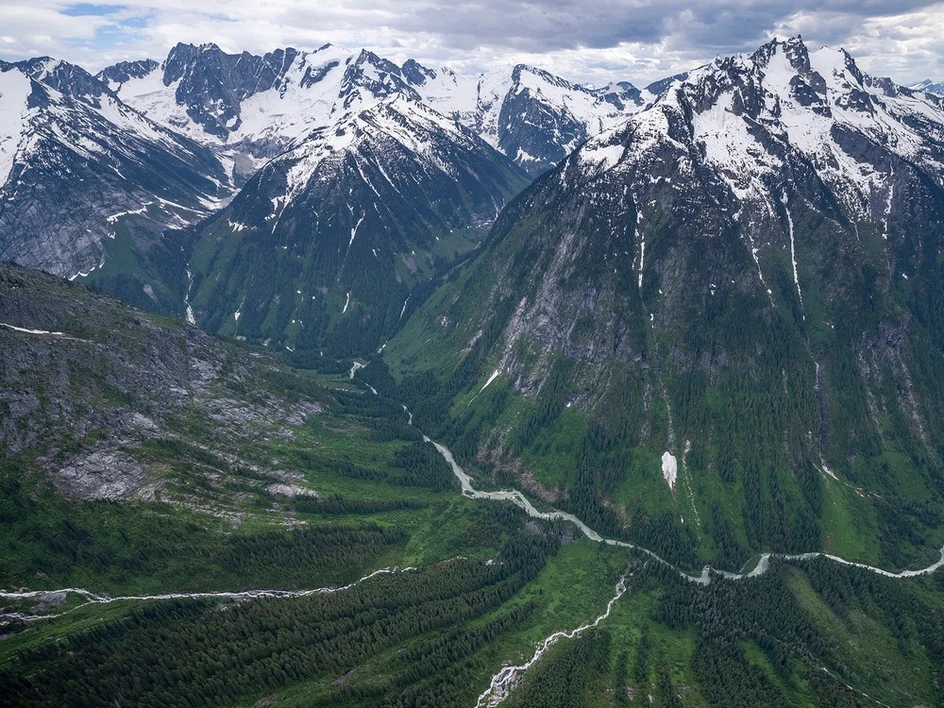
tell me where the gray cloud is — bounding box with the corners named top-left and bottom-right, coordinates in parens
top-left (0, 0), bottom-right (942, 86)
top-left (369, 0), bottom-right (939, 55)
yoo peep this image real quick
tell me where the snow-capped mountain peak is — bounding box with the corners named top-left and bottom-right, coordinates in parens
top-left (279, 95), bottom-right (478, 201)
top-left (0, 55), bottom-right (230, 278)
top-left (578, 36), bottom-right (944, 217)
top-left (101, 43), bottom-right (649, 176)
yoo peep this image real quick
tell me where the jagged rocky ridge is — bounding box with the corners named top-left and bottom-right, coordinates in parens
top-left (101, 41), bottom-right (649, 176)
top-left (384, 37), bottom-right (944, 568)
top-left (0, 57), bottom-right (230, 278)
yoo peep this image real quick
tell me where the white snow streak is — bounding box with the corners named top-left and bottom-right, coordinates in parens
top-left (745, 226), bottom-right (774, 304)
top-left (0, 322), bottom-right (92, 344)
top-left (636, 209), bottom-right (645, 289)
top-left (479, 368), bottom-right (501, 393)
top-left (184, 267), bottom-right (196, 325)
top-left (782, 193), bottom-right (804, 315)
top-left (883, 178), bottom-right (895, 240)
top-left (0, 322), bottom-right (65, 336)
top-left (349, 214), bottom-right (365, 247)
top-left (233, 295), bottom-right (246, 326)
top-left (106, 204), bottom-right (149, 224)
top-left (661, 451), bottom-right (678, 490)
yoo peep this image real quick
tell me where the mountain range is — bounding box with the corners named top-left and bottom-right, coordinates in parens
top-left (0, 42), bottom-right (661, 349)
top-left (100, 41), bottom-right (649, 177)
top-left (909, 78), bottom-right (944, 95)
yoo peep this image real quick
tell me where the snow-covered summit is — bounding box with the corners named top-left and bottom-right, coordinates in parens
top-left (276, 95), bottom-right (489, 201)
top-left (100, 43), bottom-right (648, 176)
top-left (578, 36), bottom-right (944, 216)
top-left (0, 56), bottom-right (229, 277)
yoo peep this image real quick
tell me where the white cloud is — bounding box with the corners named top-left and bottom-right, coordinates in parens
top-left (0, 0), bottom-right (942, 87)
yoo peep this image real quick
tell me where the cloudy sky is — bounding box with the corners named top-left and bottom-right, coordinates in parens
top-left (1, 0), bottom-right (942, 86)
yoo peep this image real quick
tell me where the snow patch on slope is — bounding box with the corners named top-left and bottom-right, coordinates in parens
top-left (662, 451), bottom-right (678, 490)
top-left (782, 192), bottom-right (804, 314)
top-left (479, 368), bottom-right (501, 393)
top-left (0, 68), bottom-right (33, 187)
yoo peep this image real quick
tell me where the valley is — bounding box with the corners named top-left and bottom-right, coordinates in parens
top-left (5, 397), bottom-right (944, 707)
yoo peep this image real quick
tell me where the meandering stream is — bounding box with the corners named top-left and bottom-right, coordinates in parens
top-left (427, 434), bottom-right (944, 585)
top-left (4, 390), bottom-right (944, 706)
top-left (0, 566), bottom-right (415, 623)
top-left (426, 430), bottom-right (944, 705)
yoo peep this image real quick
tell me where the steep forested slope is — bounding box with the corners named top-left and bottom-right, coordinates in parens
top-left (379, 37), bottom-right (944, 571)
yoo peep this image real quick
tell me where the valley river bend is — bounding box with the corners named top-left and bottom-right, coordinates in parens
top-left (429, 429), bottom-right (944, 706)
top-left (3, 402), bottom-right (944, 707)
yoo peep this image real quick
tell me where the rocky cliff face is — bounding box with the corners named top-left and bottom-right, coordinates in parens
top-left (487, 65), bottom-right (646, 175)
top-left (0, 263), bottom-right (323, 505)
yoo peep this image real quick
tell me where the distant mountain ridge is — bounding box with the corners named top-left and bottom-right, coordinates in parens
top-left (98, 41), bottom-right (652, 176)
top-left (0, 41), bottom-right (653, 285)
top-left (0, 56), bottom-right (230, 279)
top-left (909, 78), bottom-right (944, 95)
